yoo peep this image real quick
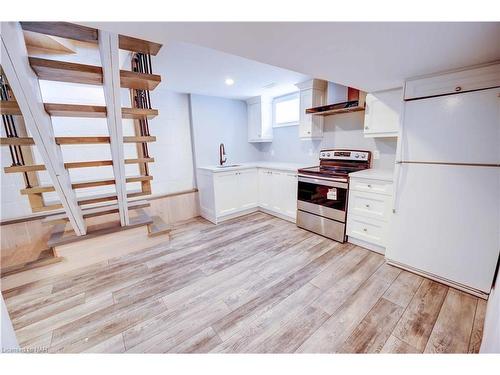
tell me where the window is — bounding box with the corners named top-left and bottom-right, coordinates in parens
top-left (273, 92), bottom-right (300, 128)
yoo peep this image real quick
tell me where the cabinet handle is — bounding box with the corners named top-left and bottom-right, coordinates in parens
top-left (367, 184), bottom-right (372, 188)
top-left (307, 131), bottom-right (311, 134)
top-left (365, 204), bottom-right (370, 208)
top-left (363, 228), bottom-right (368, 232)
top-left (455, 86), bottom-right (462, 92)
top-left (365, 126), bottom-right (369, 130)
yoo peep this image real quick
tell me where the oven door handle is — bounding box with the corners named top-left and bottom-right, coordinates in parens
top-left (298, 175), bottom-right (348, 189)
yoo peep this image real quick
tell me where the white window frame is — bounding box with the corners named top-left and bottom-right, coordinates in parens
top-left (272, 92), bottom-right (300, 128)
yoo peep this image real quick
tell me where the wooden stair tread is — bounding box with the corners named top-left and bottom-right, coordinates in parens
top-left (147, 215), bottom-right (172, 238)
top-left (47, 210), bottom-right (153, 248)
top-left (0, 248), bottom-right (63, 277)
top-left (4, 158), bottom-right (154, 173)
top-left (76, 190), bottom-right (149, 206)
top-left (55, 136), bottom-right (156, 144)
top-left (20, 175), bottom-right (153, 194)
top-left (21, 22), bottom-right (162, 55)
top-left (29, 57), bottom-right (161, 90)
top-left (44, 103), bottom-right (158, 119)
top-left (0, 101), bottom-right (22, 116)
top-left (42, 199), bottom-right (151, 224)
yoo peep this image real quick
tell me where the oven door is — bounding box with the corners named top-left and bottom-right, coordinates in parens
top-left (297, 175), bottom-right (348, 223)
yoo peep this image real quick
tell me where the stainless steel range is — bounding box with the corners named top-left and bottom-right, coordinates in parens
top-left (297, 149), bottom-right (372, 242)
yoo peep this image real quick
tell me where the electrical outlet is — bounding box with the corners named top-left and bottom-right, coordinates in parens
top-left (373, 150), bottom-right (380, 160)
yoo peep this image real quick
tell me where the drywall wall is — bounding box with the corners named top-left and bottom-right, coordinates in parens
top-left (481, 283), bottom-right (500, 353)
top-left (256, 111), bottom-right (398, 170)
top-left (0, 80), bottom-right (195, 220)
top-left (189, 94), bottom-right (260, 169)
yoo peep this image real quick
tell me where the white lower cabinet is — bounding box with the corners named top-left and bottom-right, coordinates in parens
top-left (198, 167), bottom-right (297, 224)
top-left (347, 175), bottom-right (393, 254)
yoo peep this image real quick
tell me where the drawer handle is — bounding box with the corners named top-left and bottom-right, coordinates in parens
top-left (367, 184), bottom-right (372, 188)
top-left (455, 86), bottom-right (462, 92)
top-left (365, 204), bottom-right (370, 208)
top-left (363, 228), bottom-right (368, 232)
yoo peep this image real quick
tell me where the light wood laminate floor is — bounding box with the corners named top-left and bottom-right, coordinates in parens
top-left (2, 212), bottom-right (486, 353)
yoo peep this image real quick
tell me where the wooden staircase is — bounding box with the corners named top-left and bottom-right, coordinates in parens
top-left (0, 22), bottom-right (170, 255)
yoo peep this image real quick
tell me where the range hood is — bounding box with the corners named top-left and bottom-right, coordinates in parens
top-left (306, 83), bottom-right (366, 116)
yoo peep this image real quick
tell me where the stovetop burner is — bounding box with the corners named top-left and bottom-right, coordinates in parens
top-left (298, 149), bottom-right (372, 180)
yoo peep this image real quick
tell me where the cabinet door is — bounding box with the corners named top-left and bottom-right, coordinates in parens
top-left (214, 172), bottom-right (239, 216)
top-left (270, 171), bottom-right (285, 213)
top-left (299, 88), bottom-right (324, 139)
top-left (364, 89), bottom-right (402, 138)
top-left (247, 102), bottom-right (261, 142)
top-left (258, 169), bottom-right (273, 209)
top-left (282, 172), bottom-right (298, 219)
top-left (237, 169), bottom-right (259, 209)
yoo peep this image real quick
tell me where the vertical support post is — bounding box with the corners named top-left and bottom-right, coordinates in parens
top-left (1, 22), bottom-right (86, 235)
top-left (98, 30), bottom-right (129, 226)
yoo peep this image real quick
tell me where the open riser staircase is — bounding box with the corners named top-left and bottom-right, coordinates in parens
top-left (0, 22), bottom-right (171, 251)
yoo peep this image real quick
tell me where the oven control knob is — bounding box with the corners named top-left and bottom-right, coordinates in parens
top-left (327, 153), bottom-right (331, 157)
top-left (321, 152), bottom-right (325, 157)
top-left (355, 153), bottom-right (359, 158)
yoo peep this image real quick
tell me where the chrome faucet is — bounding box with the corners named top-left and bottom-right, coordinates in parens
top-left (219, 143), bottom-right (227, 166)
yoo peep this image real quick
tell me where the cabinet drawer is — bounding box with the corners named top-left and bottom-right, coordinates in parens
top-left (404, 63), bottom-right (500, 100)
top-left (347, 215), bottom-right (386, 247)
top-left (349, 178), bottom-right (393, 196)
top-left (348, 190), bottom-right (391, 221)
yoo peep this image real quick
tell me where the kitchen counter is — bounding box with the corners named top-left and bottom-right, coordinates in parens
top-left (349, 168), bottom-right (394, 181)
top-left (198, 161), bottom-right (311, 173)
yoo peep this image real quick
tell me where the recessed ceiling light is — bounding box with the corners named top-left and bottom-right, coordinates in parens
top-left (225, 78), bottom-right (235, 86)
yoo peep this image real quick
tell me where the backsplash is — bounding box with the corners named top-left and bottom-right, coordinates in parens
top-left (256, 111), bottom-right (397, 169)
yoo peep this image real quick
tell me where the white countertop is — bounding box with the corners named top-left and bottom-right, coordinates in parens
top-left (349, 168), bottom-right (394, 181)
top-left (198, 161), bottom-right (311, 173)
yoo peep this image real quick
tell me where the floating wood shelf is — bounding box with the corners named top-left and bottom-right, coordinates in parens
top-left (29, 57), bottom-right (161, 90)
top-left (4, 158), bottom-right (154, 174)
top-left (21, 175), bottom-right (153, 194)
top-left (306, 91), bottom-right (367, 116)
top-left (43, 199), bottom-right (151, 224)
top-left (306, 102), bottom-right (365, 116)
top-left (44, 103), bottom-right (158, 119)
top-left (0, 101), bottom-right (22, 116)
top-left (20, 22), bottom-right (163, 55)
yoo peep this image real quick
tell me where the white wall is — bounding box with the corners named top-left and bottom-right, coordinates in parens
top-left (257, 111), bottom-right (398, 169)
top-left (189, 94), bottom-right (260, 168)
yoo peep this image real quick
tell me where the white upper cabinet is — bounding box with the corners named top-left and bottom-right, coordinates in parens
top-left (296, 79), bottom-right (327, 140)
top-left (363, 88), bottom-right (402, 138)
top-left (247, 96), bottom-right (272, 143)
top-left (404, 62), bottom-right (500, 100)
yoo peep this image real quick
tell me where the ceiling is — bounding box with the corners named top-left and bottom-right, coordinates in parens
top-left (84, 22), bottom-right (500, 93)
top-left (153, 42), bottom-right (309, 100)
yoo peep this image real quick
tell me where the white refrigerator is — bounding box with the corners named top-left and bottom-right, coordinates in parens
top-left (386, 87), bottom-right (500, 297)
